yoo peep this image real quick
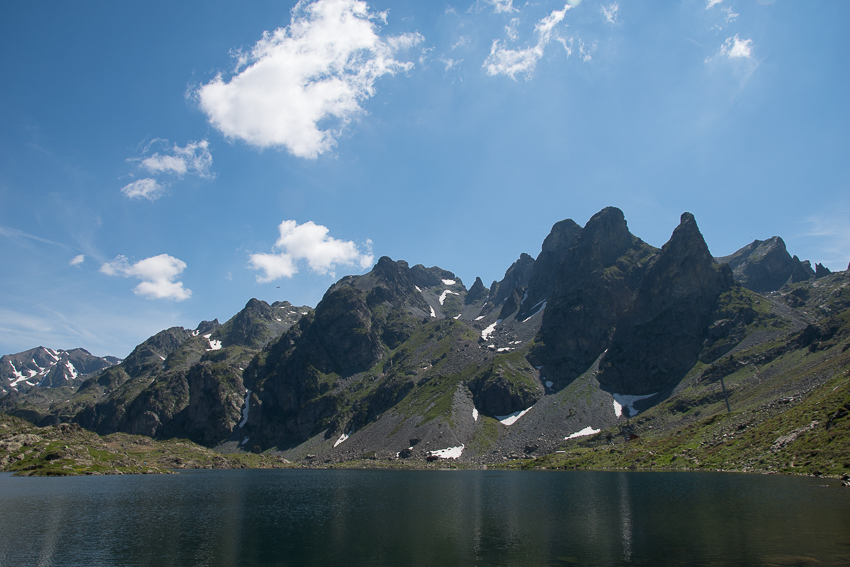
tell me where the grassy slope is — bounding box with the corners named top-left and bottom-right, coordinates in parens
top-left (515, 318), bottom-right (850, 478)
top-left (0, 413), bottom-right (295, 476)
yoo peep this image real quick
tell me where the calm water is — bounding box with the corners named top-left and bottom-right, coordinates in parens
top-left (1, 469), bottom-right (848, 566)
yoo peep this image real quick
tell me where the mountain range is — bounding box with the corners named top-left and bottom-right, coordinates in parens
top-left (2, 207), bottom-right (848, 476)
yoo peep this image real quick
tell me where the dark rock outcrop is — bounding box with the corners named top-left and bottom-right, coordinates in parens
top-left (534, 207), bottom-right (657, 384)
top-left (597, 213), bottom-right (733, 395)
top-left (487, 253), bottom-right (535, 310)
top-left (518, 218), bottom-right (582, 320)
top-left (465, 277), bottom-right (488, 305)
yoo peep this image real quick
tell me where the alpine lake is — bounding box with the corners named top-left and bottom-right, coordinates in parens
top-left (1, 468), bottom-right (849, 566)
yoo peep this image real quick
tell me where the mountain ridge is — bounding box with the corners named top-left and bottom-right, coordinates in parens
top-left (2, 206), bottom-right (848, 476)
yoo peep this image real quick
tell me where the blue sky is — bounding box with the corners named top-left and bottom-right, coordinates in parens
top-left (1, 0), bottom-right (848, 358)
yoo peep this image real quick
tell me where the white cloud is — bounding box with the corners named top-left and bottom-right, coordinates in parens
top-left (138, 139), bottom-right (213, 178)
top-left (722, 6), bottom-right (738, 24)
top-left (121, 178), bottom-right (166, 201)
top-left (579, 39), bottom-right (597, 62)
top-left (486, 0), bottom-right (517, 14)
top-left (483, 4), bottom-right (572, 80)
top-left (101, 254), bottom-right (192, 301)
top-left (249, 220), bottom-right (374, 282)
top-left (720, 35), bottom-right (753, 59)
top-left (69, 254), bottom-right (85, 266)
top-left (196, 0), bottom-right (423, 159)
top-left (602, 3), bottom-right (619, 25)
top-left (440, 57), bottom-right (463, 73)
top-left (705, 0), bottom-right (724, 9)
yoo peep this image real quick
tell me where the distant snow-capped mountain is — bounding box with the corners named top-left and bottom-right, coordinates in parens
top-left (0, 347), bottom-right (120, 394)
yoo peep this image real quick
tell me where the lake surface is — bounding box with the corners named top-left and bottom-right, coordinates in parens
top-left (1, 469), bottom-right (849, 566)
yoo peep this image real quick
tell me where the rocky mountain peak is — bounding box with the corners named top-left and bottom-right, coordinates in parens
top-left (715, 236), bottom-right (815, 292)
top-left (597, 212), bottom-right (732, 395)
top-left (465, 276), bottom-right (488, 305)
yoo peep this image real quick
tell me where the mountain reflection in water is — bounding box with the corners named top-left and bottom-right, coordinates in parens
top-left (1, 469), bottom-right (849, 566)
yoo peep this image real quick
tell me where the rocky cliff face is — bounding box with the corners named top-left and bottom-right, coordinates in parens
top-left (596, 213), bottom-right (733, 395)
top-left (533, 207), bottom-right (657, 386)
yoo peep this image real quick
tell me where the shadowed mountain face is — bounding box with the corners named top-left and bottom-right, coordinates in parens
top-left (3, 206), bottom-right (844, 468)
top-left (596, 213), bottom-right (734, 395)
top-left (533, 207), bottom-right (658, 385)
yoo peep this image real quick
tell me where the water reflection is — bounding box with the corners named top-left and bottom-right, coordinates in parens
top-left (1, 470), bottom-right (849, 566)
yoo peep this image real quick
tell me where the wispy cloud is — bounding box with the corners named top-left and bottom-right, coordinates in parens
top-left (705, 0), bottom-right (724, 9)
top-left (69, 254), bottom-right (85, 266)
top-left (136, 139), bottom-right (213, 178)
top-left (0, 225), bottom-right (68, 248)
top-left (101, 254), bottom-right (192, 301)
top-left (196, 0), bottom-right (423, 159)
top-left (802, 210), bottom-right (850, 269)
top-left (483, 3), bottom-right (572, 80)
top-left (120, 178), bottom-right (166, 201)
top-left (720, 34), bottom-right (753, 59)
top-left (122, 139), bottom-right (213, 201)
top-left (483, 0), bottom-right (517, 14)
top-left (602, 3), bottom-right (620, 25)
top-left (249, 220), bottom-right (374, 282)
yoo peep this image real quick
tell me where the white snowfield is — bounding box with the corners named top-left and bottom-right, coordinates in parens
top-left (481, 320), bottom-right (500, 340)
top-left (495, 407), bottom-right (532, 426)
top-left (472, 407), bottom-right (479, 421)
top-left (334, 431), bottom-right (351, 447)
top-left (429, 306), bottom-right (436, 318)
top-left (566, 426), bottom-right (601, 440)
top-left (239, 389), bottom-right (252, 427)
top-left (429, 444), bottom-right (464, 459)
top-left (441, 279), bottom-right (456, 286)
top-left (207, 338), bottom-right (222, 351)
top-left (613, 392), bottom-right (657, 418)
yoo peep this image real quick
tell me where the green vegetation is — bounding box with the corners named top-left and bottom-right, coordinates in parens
top-left (0, 413), bottom-right (295, 476)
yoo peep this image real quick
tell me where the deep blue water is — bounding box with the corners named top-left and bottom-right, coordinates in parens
top-left (1, 469), bottom-right (848, 566)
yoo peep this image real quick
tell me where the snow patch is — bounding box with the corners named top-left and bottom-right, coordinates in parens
top-left (203, 333), bottom-right (211, 338)
top-left (496, 347), bottom-right (513, 353)
top-left (159, 355), bottom-right (166, 361)
top-left (429, 306), bottom-right (436, 318)
top-left (613, 392), bottom-right (657, 418)
top-left (439, 290), bottom-right (459, 305)
top-left (207, 338), bottom-right (222, 351)
top-left (415, 286), bottom-right (422, 292)
top-left (429, 444), bottom-right (464, 459)
top-left (613, 399), bottom-right (623, 417)
top-left (442, 279), bottom-right (456, 286)
top-left (333, 431), bottom-right (351, 447)
top-left (475, 316), bottom-right (484, 321)
top-left (241, 437), bottom-right (250, 446)
top-left (454, 314), bottom-right (462, 320)
top-left (239, 389), bottom-right (252, 427)
top-left (522, 300), bottom-right (547, 322)
top-left (566, 426), bottom-right (600, 440)
top-left (545, 381), bottom-right (553, 389)
top-left (472, 407), bottom-right (479, 421)
top-left (496, 407), bottom-right (532, 426)
top-left (481, 320), bottom-right (501, 341)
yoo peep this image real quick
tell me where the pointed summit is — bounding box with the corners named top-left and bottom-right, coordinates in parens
top-left (597, 212), bottom-right (732, 395)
